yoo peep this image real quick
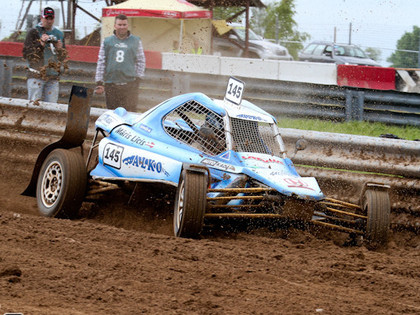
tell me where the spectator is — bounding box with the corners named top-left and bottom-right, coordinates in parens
top-left (95, 14), bottom-right (146, 111)
top-left (22, 7), bottom-right (66, 103)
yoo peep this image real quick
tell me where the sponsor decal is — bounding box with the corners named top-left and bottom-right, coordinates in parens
top-left (131, 136), bottom-right (146, 145)
top-left (114, 127), bottom-right (155, 148)
top-left (202, 158), bottom-right (235, 171)
top-left (219, 151), bottom-right (231, 161)
top-left (115, 43), bottom-right (128, 48)
top-left (123, 155), bottom-right (169, 176)
top-left (269, 171), bottom-right (286, 176)
top-left (139, 124), bottom-right (152, 133)
top-left (115, 127), bottom-right (134, 139)
top-left (283, 178), bottom-right (315, 191)
top-left (103, 8), bottom-right (211, 19)
top-left (242, 155), bottom-right (284, 165)
top-left (103, 9), bottom-right (142, 17)
top-left (131, 136), bottom-right (155, 148)
top-left (184, 11), bottom-right (212, 18)
top-left (98, 113), bottom-right (116, 125)
top-left (163, 11), bottom-right (178, 18)
top-left (236, 114), bottom-right (263, 121)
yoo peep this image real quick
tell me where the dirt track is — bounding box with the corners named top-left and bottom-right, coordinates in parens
top-left (0, 157), bottom-right (419, 315)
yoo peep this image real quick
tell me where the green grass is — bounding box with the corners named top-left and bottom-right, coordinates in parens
top-left (277, 118), bottom-right (420, 141)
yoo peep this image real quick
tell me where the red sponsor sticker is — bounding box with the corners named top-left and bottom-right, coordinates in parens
top-left (283, 178), bottom-right (315, 191)
top-left (242, 155), bottom-right (284, 165)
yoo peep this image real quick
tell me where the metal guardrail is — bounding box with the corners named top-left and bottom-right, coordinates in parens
top-left (281, 128), bottom-right (420, 178)
top-left (2, 57), bottom-right (420, 126)
top-left (1, 97), bottom-right (418, 181)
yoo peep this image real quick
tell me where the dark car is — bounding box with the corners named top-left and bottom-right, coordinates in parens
top-left (298, 41), bottom-right (381, 66)
top-left (212, 21), bottom-right (293, 61)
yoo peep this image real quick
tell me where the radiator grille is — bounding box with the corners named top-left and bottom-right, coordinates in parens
top-left (230, 118), bottom-right (280, 155)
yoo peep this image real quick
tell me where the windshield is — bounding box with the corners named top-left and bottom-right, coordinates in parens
top-left (163, 100), bottom-right (226, 156)
top-left (233, 27), bottom-right (261, 41)
top-left (334, 45), bottom-right (368, 58)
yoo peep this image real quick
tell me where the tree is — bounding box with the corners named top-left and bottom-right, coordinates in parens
top-left (249, 6), bottom-right (266, 36)
top-left (3, 30), bottom-right (26, 42)
top-left (212, 7), bottom-right (243, 22)
top-left (387, 26), bottom-right (420, 68)
top-left (365, 47), bottom-right (381, 62)
top-left (251, 0), bottom-right (309, 59)
top-left (212, 1), bottom-right (309, 59)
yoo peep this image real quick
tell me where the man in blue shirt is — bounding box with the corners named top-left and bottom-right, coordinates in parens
top-left (23, 7), bottom-right (66, 103)
top-left (95, 14), bottom-right (146, 111)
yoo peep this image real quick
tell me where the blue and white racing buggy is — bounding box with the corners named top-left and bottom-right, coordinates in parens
top-left (23, 78), bottom-right (391, 248)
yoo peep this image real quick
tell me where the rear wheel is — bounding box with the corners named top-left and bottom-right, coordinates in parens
top-left (363, 189), bottom-right (390, 249)
top-left (36, 149), bottom-right (87, 218)
top-left (173, 169), bottom-right (208, 238)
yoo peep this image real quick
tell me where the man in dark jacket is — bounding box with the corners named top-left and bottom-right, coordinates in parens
top-left (23, 7), bottom-right (66, 102)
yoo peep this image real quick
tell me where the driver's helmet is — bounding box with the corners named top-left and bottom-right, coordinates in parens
top-left (205, 112), bottom-right (223, 130)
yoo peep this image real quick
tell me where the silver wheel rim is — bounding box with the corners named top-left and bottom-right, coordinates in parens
top-left (175, 181), bottom-right (185, 233)
top-left (41, 161), bottom-right (63, 208)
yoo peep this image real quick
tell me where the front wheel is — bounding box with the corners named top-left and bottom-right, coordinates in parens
top-left (363, 188), bottom-right (390, 249)
top-left (173, 169), bottom-right (208, 238)
top-left (36, 149), bottom-right (87, 218)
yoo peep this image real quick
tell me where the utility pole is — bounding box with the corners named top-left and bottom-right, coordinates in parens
top-left (65, 0), bottom-right (75, 44)
top-left (418, 33), bottom-right (420, 68)
top-left (349, 22), bottom-right (352, 45)
top-left (244, 1), bottom-right (249, 58)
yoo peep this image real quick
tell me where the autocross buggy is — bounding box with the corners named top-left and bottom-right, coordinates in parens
top-left (23, 79), bottom-right (391, 248)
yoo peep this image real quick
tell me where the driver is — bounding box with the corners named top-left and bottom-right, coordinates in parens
top-left (198, 112), bottom-right (225, 154)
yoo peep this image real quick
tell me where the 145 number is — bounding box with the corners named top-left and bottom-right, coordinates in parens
top-left (103, 143), bottom-right (123, 169)
top-left (224, 77), bottom-right (245, 105)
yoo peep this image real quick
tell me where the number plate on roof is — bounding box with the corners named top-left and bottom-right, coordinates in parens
top-left (224, 77), bottom-right (245, 106)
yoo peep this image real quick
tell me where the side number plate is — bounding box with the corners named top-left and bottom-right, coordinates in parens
top-left (103, 143), bottom-right (124, 169)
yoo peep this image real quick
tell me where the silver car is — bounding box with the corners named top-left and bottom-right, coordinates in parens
top-left (213, 22), bottom-right (293, 61)
top-left (298, 41), bottom-right (381, 66)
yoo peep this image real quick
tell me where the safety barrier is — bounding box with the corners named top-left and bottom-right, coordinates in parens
top-left (1, 97), bottom-right (418, 180)
top-left (2, 57), bottom-right (420, 127)
top-left (0, 41), bottom-right (417, 92)
top-left (1, 40), bottom-right (420, 126)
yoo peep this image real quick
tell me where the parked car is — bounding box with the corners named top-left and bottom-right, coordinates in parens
top-left (212, 21), bottom-right (293, 61)
top-left (298, 41), bottom-right (381, 66)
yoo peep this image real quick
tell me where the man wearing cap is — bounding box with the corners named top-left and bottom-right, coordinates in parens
top-left (95, 14), bottom-right (145, 111)
top-left (23, 7), bottom-right (66, 103)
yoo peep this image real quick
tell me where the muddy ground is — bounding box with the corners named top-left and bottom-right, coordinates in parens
top-left (0, 157), bottom-right (419, 315)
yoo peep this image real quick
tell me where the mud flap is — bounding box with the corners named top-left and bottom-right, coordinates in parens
top-left (22, 86), bottom-right (92, 197)
top-left (359, 182), bottom-right (391, 202)
top-left (182, 163), bottom-right (211, 181)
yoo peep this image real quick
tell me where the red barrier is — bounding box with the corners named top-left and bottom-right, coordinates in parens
top-left (66, 45), bottom-right (100, 63)
top-left (0, 41), bottom-right (162, 69)
top-left (0, 41), bottom-right (396, 90)
top-left (337, 65), bottom-right (396, 90)
top-left (0, 42), bottom-right (23, 57)
top-left (144, 50), bottom-right (162, 69)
